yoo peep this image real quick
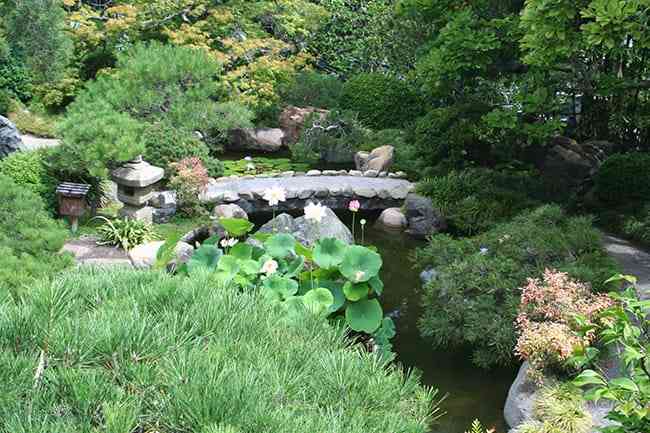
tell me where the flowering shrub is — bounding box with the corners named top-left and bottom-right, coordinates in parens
top-left (169, 157), bottom-right (210, 216)
top-left (515, 269), bottom-right (613, 382)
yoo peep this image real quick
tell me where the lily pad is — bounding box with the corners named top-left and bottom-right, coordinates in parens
top-left (264, 233), bottom-right (296, 258)
top-left (230, 243), bottom-right (252, 260)
top-left (263, 274), bottom-right (299, 300)
top-left (340, 246), bottom-right (382, 283)
top-left (187, 244), bottom-right (222, 273)
top-left (313, 238), bottom-right (347, 270)
top-left (219, 218), bottom-right (255, 237)
top-left (285, 255), bottom-right (305, 277)
top-left (217, 255), bottom-right (240, 277)
top-left (345, 298), bottom-right (383, 333)
top-left (343, 281), bottom-right (370, 301)
top-left (368, 275), bottom-right (384, 296)
top-left (303, 288), bottom-right (335, 315)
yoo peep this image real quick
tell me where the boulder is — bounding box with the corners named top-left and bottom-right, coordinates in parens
top-left (538, 137), bottom-right (616, 190)
top-left (128, 240), bottom-right (194, 269)
top-left (376, 208), bottom-right (407, 230)
top-left (212, 203), bottom-right (248, 220)
top-left (0, 115), bottom-right (23, 158)
top-left (228, 128), bottom-right (285, 152)
top-left (149, 190), bottom-right (177, 208)
top-left (355, 145), bottom-right (394, 172)
top-left (504, 361), bottom-right (618, 433)
top-left (279, 105), bottom-right (329, 144)
top-left (257, 207), bottom-right (353, 246)
top-left (404, 193), bottom-right (446, 239)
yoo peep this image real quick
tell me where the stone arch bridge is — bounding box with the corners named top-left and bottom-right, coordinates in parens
top-left (200, 170), bottom-right (414, 214)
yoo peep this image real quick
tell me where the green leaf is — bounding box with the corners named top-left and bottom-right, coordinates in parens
top-left (573, 370), bottom-right (606, 388)
top-left (219, 218), bottom-right (254, 237)
top-left (264, 233), bottom-right (296, 258)
top-left (285, 255), bottom-right (305, 277)
top-left (303, 288), bottom-right (334, 315)
top-left (203, 234), bottom-right (221, 246)
top-left (154, 233), bottom-right (181, 270)
top-left (240, 259), bottom-right (261, 275)
top-left (263, 274), bottom-right (299, 300)
top-left (368, 275), bottom-right (384, 296)
top-left (187, 244), bottom-right (222, 273)
top-left (295, 241), bottom-right (313, 261)
top-left (610, 377), bottom-right (639, 392)
top-left (313, 238), bottom-right (346, 269)
top-left (343, 281), bottom-right (370, 301)
top-left (230, 243), bottom-right (252, 260)
top-left (340, 246), bottom-right (382, 283)
top-left (217, 255), bottom-right (240, 277)
top-left (345, 299), bottom-right (383, 333)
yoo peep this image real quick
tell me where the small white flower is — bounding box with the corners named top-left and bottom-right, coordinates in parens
top-left (360, 219), bottom-right (367, 226)
top-left (244, 156), bottom-right (253, 161)
top-left (221, 238), bottom-right (239, 248)
top-left (246, 163), bottom-right (256, 171)
top-left (355, 270), bottom-right (366, 282)
top-left (263, 186), bottom-right (287, 207)
top-left (479, 247), bottom-right (489, 255)
top-left (304, 201), bottom-right (328, 223)
top-left (261, 259), bottom-right (278, 276)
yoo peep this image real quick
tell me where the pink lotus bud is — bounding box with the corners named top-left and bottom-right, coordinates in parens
top-left (348, 200), bottom-right (360, 212)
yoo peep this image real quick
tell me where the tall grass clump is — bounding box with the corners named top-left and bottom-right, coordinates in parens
top-left (0, 267), bottom-right (440, 433)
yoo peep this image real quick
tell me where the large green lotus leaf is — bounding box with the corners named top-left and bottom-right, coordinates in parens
top-left (217, 255), bottom-right (240, 277)
top-left (253, 232), bottom-right (272, 243)
top-left (340, 246), bottom-right (382, 283)
top-left (316, 280), bottom-right (346, 313)
top-left (262, 274), bottom-right (299, 299)
top-left (187, 244), bottom-right (222, 274)
top-left (285, 255), bottom-right (304, 277)
top-left (343, 281), bottom-right (370, 301)
top-left (229, 243), bottom-right (252, 260)
top-left (219, 218), bottom-right (255, 237)
top-left (313, 238), bottom-right (347, 270)
top-left (202, 234), bottom-right (221, 246)
top-left (345, 299), bottom-right (383, 333)
top-left (303, 288), bottom-right (334, 315)
top-left (295, 241), bottom-right (313, 261)
top-left (239, 259), bottom-right (261, 275)
top-left (368, 275), bottom-right (384, 296)
top-left (264, 233), bottom-right (296, 258)
top-left (251, 246), bottom-right (266, 260)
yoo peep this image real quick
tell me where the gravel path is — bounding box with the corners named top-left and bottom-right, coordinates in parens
top-left (602, 233), bottom-right (650, 300)
top-left (20, 134), bottom-right (60, 151)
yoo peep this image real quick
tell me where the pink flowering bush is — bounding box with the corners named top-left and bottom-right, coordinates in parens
top-left (515, 269), bottom-right (613, 382)
top-left (169, 157), bottom-right (210, 216)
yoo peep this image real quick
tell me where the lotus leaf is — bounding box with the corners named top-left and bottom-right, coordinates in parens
top-left (313, 238), bottom-right (346, 269)
top-left (340, 246), bottom-right (382, 283)
top-left (345, 298), bottom-right (383, 333)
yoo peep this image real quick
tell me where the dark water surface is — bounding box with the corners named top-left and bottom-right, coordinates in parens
top-left (252, 210), bottom-right (517, 433)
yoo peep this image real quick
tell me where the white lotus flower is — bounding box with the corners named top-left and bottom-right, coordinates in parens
top-left (261, 259), bottom-right (278, 276)
top-left (304, 201), bottom-right (328, 223)
top-left (220, 238), bottom-right (239, 248)
top-left (263, 186), bottom-right (287, 207)
top-left (244, 156), bottom-right (253, 161)
top-left (360, 219), bottom-right (367, 226)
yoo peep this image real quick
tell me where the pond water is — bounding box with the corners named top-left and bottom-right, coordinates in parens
top-left (249, 209), bottom-right (517, 433)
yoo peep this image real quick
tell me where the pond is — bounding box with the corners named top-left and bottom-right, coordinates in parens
top-left (249, 209), bottom-right (518, 433)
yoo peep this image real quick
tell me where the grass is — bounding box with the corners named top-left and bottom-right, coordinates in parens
top-left (0, 268), bottom-right (440, 432)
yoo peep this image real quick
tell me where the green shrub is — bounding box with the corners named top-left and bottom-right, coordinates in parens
top-left (55, 42), bottom-right (251, 178)
top-left (340, 72), bottom-right (422, 129)
top-left (0, 267), bottom-right (439, 432)
top-left (7, 100), bottom-right (58, 138)
top-left (620, 204), bottom-right (650, 245)
top-left (416, 204), bottom-right (618, 368)
top-left (595, 153), bottom-right (650, 205)
top-left (0, 89), bottom-right (10, 116)
top-left (416, 168), bottom-right (542, 235)
top-left (280, 71), bottom-right (344, 109)
top-left (0, 174), bottom-right (72, 297)
top-left (96, 217), bottom-right (158, 251)
top-left (143, 122), bottom-right (223, 177)
top-left (515, 385), bottom-right (592, 433)
top-left (291, 110), bottom-right (368, 164)
top-left (0, 149), bottom-right (57, 209)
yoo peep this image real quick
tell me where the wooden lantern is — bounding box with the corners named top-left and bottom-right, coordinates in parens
top-left (56, 182), bottom-right (90, 232)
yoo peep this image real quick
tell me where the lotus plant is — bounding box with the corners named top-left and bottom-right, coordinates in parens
top-left (348, 200), bottom-right (360, 242)
top-left (263, 185), bottom-right (287, 220)
top-left (304, 201), bottom-right (327, 223)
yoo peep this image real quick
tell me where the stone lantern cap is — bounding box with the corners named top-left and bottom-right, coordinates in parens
top-left (112, 156), bottom-right (164, 188)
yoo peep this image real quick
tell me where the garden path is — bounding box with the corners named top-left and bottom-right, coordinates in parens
top-left (602, 233), bottom-right (650, 299)
top-left (20, 134), bottom-right (61, 151)
top-left (61, 236), bottom-right (133, 267)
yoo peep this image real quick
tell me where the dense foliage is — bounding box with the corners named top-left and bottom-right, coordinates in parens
top-left (595, 153), bottom-right (650, 205)
top-left (572, 276), bottom-right (650, 433)
top-left (0, 149), bottom-right (57, 209)
top-left (54, 42), bottom-right (251, 178)
top-left (416, 205), bottom-right (618, 367)
top-left (0, 174), bottom-right (72, 297)
top-left (96, 217), bottom-right (158, 251)
top-left (0, 267), bottom-right (438, 432)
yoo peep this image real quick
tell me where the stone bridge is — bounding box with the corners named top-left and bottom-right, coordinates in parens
top-left (200, 170), bottom-right (415, 214)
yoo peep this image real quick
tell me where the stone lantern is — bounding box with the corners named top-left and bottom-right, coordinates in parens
top-left (112, 156), bottom-right (164, 223)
